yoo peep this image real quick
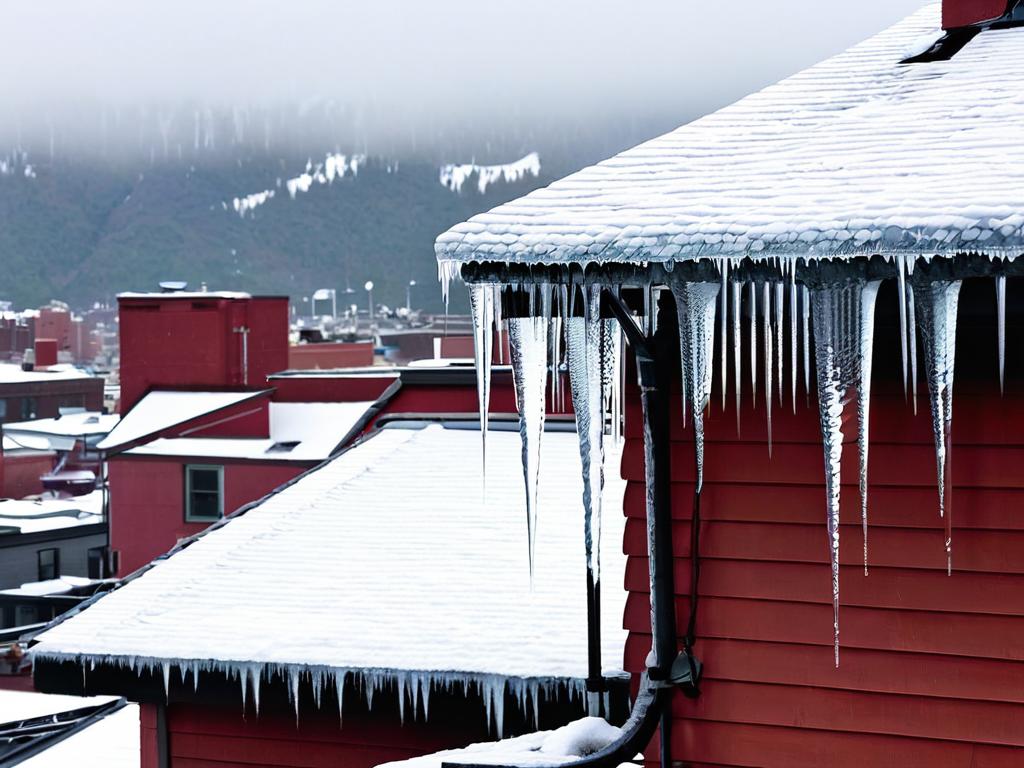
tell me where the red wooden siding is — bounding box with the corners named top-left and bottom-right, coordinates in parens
top-left (620, 288), bottom-right (1024, 765)
top-left (943, 0), bottom-right (1007, 28)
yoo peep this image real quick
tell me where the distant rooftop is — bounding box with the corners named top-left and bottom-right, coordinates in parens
top-left (0, 364), bottom-right (92, 386)
top-left (0, 491), bottom-right (103, 536)
top-left (117, 290), bottom-right (251, 300)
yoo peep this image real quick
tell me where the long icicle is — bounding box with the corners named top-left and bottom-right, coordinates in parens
top-left (802, 284), bottom-right (811, 402)
top-left (732, 279), bottom-right (742, 435)
top-left (763, 282), bottom-right (773, 454)
top-left (749, 280), bottom-right (758, 409)
top-left (790, 270), bottom-right (798, 414)
top-left (720, 261), bottom-right (729, 413)
top-left (897, 256), bottom-right (909, 399)
top-left (809, 282), bottom-right (863, 667)
top-left (469, 284), bottom-right (494, 498)
top-left (908, 283), bottom-right (919, 415)
top-left (997, 274), bottom-right (1006, 394)
top-left (671, 279), bottom-right (721, 493)
top-left (775, 280), bottom-right (784, 407)
top-left (858, 282), bottom-right (881, 575)
top-left (914, 278), bottom-right (961, 576)
top-left (509, 312), bottom-right (549, 579)
top-left (566, 285), bottom-right (606, 594)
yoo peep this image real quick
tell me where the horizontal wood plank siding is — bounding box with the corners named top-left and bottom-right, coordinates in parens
top-left (621, 301), bottom-right (1024, 765)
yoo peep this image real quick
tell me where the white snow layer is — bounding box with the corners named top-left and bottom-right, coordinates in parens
top-left (377, 717), bottom-right (623, 768)
top-left (231, 152), bottom-right (366, 217)
top-left (0, 363), bottom-right (92, 384)
top-left (96, 390), bottom-right (268, 451)
top-left (3, 412), bottom-right (119, 439)
top-left (436, 4), bottom-right (1024, 265)
top-left (440, 153), bottom-right (541, 195)
top-left (15, 701), bottom-right (140, 768)
top-left (124, 401), bottom-right (371, 461)
top-left (32, 425), bottom-right (629, 709)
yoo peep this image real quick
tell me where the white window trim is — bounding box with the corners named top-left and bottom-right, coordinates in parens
top-left (184, 464), bottom-right (224, 522)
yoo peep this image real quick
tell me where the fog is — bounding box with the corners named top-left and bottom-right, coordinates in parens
top-left (2, 0), bottom-right (929, 159)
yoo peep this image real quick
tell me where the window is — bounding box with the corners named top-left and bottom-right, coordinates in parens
top-left (20, 397), bottom-right (37, 420)
top-left (185, 465), bottom-right (224, 522)
top-left (87, 547), bottom-right (107, 579)
top-left (0, 399), bottom-right (6, 421)
top-left (37, 548), bottom-right (59, 581)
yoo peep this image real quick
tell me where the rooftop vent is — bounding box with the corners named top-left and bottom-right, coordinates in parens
top-left (265, 441), bottom-right (300, 454)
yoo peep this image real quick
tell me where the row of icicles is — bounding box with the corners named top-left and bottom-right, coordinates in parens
top-left (466, 258), bottom-right (990, 666)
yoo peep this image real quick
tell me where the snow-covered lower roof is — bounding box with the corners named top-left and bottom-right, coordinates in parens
top-left (0, 364), bottom-right (93, 385)
top-left (0, 690), bottom-right (138, 768)
top-left (377, 717), bottom-right (622, 768)
top-left (436, 4), bottom-right (1024, 268)
top-left (0, 576), bottom-right (98, 597)
top-left (96, 390), bottom-right (269, 452)
top-left (32, 424), bottom-right (628, 698)
top-left (3, 413), bottom-right (119, 439)
top-left (123, 402), bottom-right (373, 461)
top-left (118, 290), bottom-right (250, 300)
top-left (0, 491), bottom-right (103, 536)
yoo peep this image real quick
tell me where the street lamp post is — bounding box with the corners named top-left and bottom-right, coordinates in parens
top-left (406, 279), bottom-right (417, 313)
top-left (364, 281), bottom-right (375, 320)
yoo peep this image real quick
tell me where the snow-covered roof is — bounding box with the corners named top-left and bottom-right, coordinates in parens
top-left (436, 4), bottom-right (1024, 268)
top-left (32, 425), bottom-right (628, 704)
top-left (96, 390), bottom-right (269, 452)
top-left (117, 290), bottom-right (251, 300)
top-left (0, 576), bottom-right (98, 597)
top-left (0, 491), bottom-right (103, 536)
top-left (3, 413), bottom-right (119, 439)
top-left (123, 402), bottom-right (373, 461)
top-left (377, 717), bottom-right (622, 768)
top-left (0, 364), bottom-right (93, 385)
top-left (0, 690), bottom-right (138, 768)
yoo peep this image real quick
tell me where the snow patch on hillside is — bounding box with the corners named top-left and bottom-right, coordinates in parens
top-left (440, 152), bottom-right (540, 194)
top-left (230, 152), bottom-right (367, 217)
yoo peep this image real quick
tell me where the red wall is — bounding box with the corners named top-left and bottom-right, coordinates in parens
top-left (621, 292), bottom-right (1024, 766)
top-left (0, 451), bottom-right (54, 498)
top-left (118, 296), bottom-right (288, 412)
top-left (943, 0), bottom-right (1006, 28)
top-left (288, 342), bottom-right (376, 370)
top-left (271, 373), bottom-right (397, 403)
top-left (110, 458), bottom-right (304, 576)
top-left (34, 309), bottom-right (71, 354)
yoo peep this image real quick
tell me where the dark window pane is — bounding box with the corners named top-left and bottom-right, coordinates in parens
top-left (190, 491), bottom-right (220, 519)
top-left (37, 548), bottom-right (59, 581)
top-left (87, 547), bottom-right (106, 579)
top-left (190, 468), bottom-right (220, 492)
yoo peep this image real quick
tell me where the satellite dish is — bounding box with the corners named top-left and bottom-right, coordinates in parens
top-left (158, 281), bottom-right (188, 292)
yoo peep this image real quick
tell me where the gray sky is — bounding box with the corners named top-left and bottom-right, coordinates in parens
top-left (1, 0), bottom-right (931, 155)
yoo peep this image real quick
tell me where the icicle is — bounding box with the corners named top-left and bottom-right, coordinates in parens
top-left (720, 261), bottom-right (729, 412)
top-left (566, 285), bottom-right (607, 585)
top-left (251, 666), bottom-right (261, 716)
top-left (422, 678), bottom-right (431, 721)
top-left (763, 283), bottom-right (773, 453)
top-left (858, 282), bottom-right (881, 575)
top-left (335, 672), bottom-right (345, 727)
top-left (601, 318), bottom-right (622, 444)
top-left (810, 283), bottom-right (862, 666)
top-left (732, 280), bottom-right (742, 434)
top-left (162, 661), bottom-right (171, 702)
top-left (802, 285), bottom-right (811, 400)
top-left (790, 273), bottom-right (798, 414)
top-left (749, 281), bottom-right (758, 408)
top-left (775, 281), bottom-right (784, 406)
top-left (240, 666), bottom-right (248, 712)
top-left (509, 314), bottom-right (549, 577)
top-left (549, 285), bottom-right (561, 411)
top-left (914, 279), bottom-right (961, 576)
top-left (670, 279), bottom-right (721, 492)
top-left (493, 285), bottom-right (505, 364)
top-left (397, 673), bottom-right (407, 724)
top-left (289, 667), bottom-right (300, 723)
top-left (897, 256), bottom-right (909, 398)
top-left (997, 274), bottom-right (1006, 394)
top-left (469, 284), bottom-right (494, 497)
top-left (908, 284), bottom-right (919, 415)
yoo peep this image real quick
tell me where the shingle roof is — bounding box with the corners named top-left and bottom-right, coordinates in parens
top-left (436, 4), bottom-right (1024, 269)
top-left (32, 425), bottom-right (628, 690)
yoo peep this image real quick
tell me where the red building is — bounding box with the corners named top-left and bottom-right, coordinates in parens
top-left (117, 291), bottom-right (289, 413)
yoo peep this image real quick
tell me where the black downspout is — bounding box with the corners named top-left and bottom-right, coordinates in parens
top-left (446, 289), bottom-right (677, 768)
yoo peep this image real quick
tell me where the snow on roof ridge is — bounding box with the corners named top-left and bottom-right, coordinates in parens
top-left (436, 4), bottom-right (1024, 267)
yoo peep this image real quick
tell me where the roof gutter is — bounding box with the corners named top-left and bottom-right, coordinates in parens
top-left (444, 289), bottom-right (680, 768)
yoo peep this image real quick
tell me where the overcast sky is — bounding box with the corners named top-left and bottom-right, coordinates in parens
top-left (1, 0), bottom-right (931, 154)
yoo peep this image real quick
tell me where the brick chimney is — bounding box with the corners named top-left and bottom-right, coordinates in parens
top-left (34, 338), bottom-right (58, 368)
top-left (943, 0), bottom-right (1007, 28)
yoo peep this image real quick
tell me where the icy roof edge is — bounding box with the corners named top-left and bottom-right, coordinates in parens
top-left (32, 650), bottom-right (628, 723)
top-left (441, 250), bottom-right (1022, 291)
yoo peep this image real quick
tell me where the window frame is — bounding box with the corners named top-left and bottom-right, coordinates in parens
top-left (87, 546), bottom-right (107, 579)
top-left (184, 464), bottom-right (225, 523)
top-left (37, 547), bottom-right (60, 581)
